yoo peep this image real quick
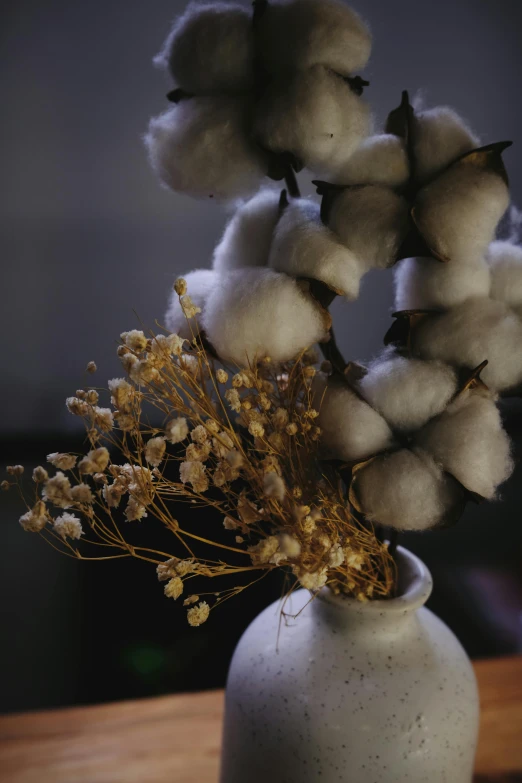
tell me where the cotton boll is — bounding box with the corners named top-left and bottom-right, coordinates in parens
top-left (413, 297), bottom-right (522, 392)
top-left (268, 198), bottom-right (363, 299)
top-left (253, 66), bottom-right (371, 178)
top-left (332, 134), bottom-right (409, 188)
top-left (313, 374), bottom-right (394, 462)
top-left (203, 268), bottom-right (329, 365)
top-left (154, 2), bottom-right (253, 94)
top-left (413, 106), bottom-right (479, 183)
top-left (255, 0), bottom-right (371, 76)
top-left (165, 269), bottom-right (217, 338)
top-left (353, 448), bottom-right (462, 531)
top-left (394, 256), bottom-right (491, 311)
top-left (328, 185), bottom-right (410, 271)
top-left (417, 391), bottom-right (513, 499)
top-left (488, 240), bottom-right (522, 308)
top-left (213, 190), bottom-right (280, 273)
top-left (413, 155), bottom-right (510, 263)
top-left (145, 97), bottom-right (268, 201)
top-left (359, 355), bottom-right (458, 432)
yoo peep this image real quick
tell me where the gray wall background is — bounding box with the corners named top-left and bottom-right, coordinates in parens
top-left (2, 0), bottom-right (522, 434)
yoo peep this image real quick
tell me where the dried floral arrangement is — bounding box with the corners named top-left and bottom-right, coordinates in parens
top-left (5, 0), bottom-right (521, 627)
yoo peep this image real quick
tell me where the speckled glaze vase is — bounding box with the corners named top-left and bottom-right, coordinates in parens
top-left (220, 547), bottom-right (479, 783)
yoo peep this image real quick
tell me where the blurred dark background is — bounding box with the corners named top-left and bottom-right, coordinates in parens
top-left (2, 0), bottom-right (522, 715)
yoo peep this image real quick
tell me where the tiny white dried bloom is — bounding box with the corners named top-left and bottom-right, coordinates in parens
top-left (164, 577), bottom-right (183, 600)
top-left (249, 535), bottom-right (280, 565)
top-left (212, 431), bottom-right (234, 458)
top-left (185, 442), bottom-right (211, 462)
top-left (103, 481), bottom-right (124, 508)
top-left (294, 566), bottom-right (328, 591)
top-left (47, 453), bottom-right (77, 471)
top-left (121, 329), bottom-right (147, 352)
top-left (278, 533), bottom-right (301, 559)
top-left (32, 466), bottom-right (49, 483)
top-left (93, 407), bottom-right (114, 432)
top-left (183, 595), bottom-right (199, 606)
top-left (248, 420), bottom-right (265, 438)
top-left (130, 359), bottom-right (160, 385)
top-left (286, 422), bottom-right (298, 436)
top-left (216, 369), bottom-right (228, 384)
top-left (226, 449), bottom-right (243, 470)
top-left (121, 352), bottom-right (139, 375)
top-left (1, 480), bottom-right (10, 491)
top-left (175, 559), bottom-right (197, 577)
top-left (180, 354), bottom-right (200, 376)
top-left (156, 558), bottom-right (177, 581)
top-left (71, 483), bottom-right (94, 504)
top-left (180, 461), bottom-right (208, 492)
top-left (232, 372), bottom-right (245, 388)
top-left (345, 550), bottom-right (365, 571)
top-left (66, 396), bottom-right (90, 416)
top-left (187, 601), bottom-right (210, 627)
top-left (145, 436), bottom-right (166, 467)
top-left (54, 512), bottom-right (83, 540)
top-left (191, 424), bottom-right (209, 444)
top-left (115, 413), bottom-right (135, 432)
top-left (180, 294), bottom-right (201, 319)
top-left (42, 472), bottom-right (73, 508)
top-left (174, 277), bottom-right (187, 296)
top-left (86, 390), bottom-right (99, 404)
top-left (328, 543), bottom-right (345, 568)
top-left (263, 472), bottom-right (285, 502)
top-left (165, 417), bottom-right (189, 444)
top-left (19, 500), bottom-right (47, 532)
top-left (223, 516), bottom-right (239, 530)
top-left (225, 388), bottom-right (241, 412)
top-left (151, 333), bottom-right (186, 358)
top-left (86, 361), bottom-right (97, 374)
top-left (125, 496), bottom-right (148, 521)
top-left (78, 447), bottom-right (110, 475)
top-left (108, 378), bottom-right (134, 411)
top-left (235, 535), bottom-right (244, 543)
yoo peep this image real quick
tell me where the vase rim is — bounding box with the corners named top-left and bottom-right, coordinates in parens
top-left (317, 546), bottom-right (433, 614)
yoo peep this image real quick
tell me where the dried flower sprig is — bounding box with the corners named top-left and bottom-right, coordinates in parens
top-left (7, 282), bottom-right (395, 625)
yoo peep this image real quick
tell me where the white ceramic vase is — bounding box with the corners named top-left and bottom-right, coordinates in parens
top-left (220, 547), bottom-right (479, 783)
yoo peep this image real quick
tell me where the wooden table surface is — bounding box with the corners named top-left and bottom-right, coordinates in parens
top-left (1, 656), bottom-right (521, 782)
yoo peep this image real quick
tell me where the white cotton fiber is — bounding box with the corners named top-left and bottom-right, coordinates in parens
top-left (488, 240), bottom-right (522, 309)
top-left (394, 256), bottom-right (491, 310)
top-left (255, 0), bottom-right (371, 76)
top-left (413, 297), bottom-right (522, 392)
top-left (154, 2), bottom-right (254, 94)
top-left (165, 269), bottom-right (217, 338)
top-left (145, 97), bottom-right (267, 200)
top-left (213, 190), bottom-right (281, 273)
top-left (328, 185), bottom-right (409, 271)
top-left (354, 447), bottom-right (462, 531)
top-left (359, 354), bottom-right (458, 432)
top-left (332, 134), bottom-right (409, 188)
top-left (413, 160), bottom-right (510, 262)
top-left (313, 374), bottom-right (394, 462)
top-left (253, 66), bottom-right (371, 178)
top-left (268, 198), bottom-right (363, 299)
top-left (202, 268), bottom-right (329, 366)
top-left (417, 390), bottom-right (513, 499)
top-left (413, 106), bottom-right (479, 183)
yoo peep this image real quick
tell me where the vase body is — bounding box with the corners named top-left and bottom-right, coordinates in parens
top-left (220, 548), bottom-right (479, 783)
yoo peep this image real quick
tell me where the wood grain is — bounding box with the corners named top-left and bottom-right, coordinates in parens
top-left (0, 657), bottom-right (521, 782)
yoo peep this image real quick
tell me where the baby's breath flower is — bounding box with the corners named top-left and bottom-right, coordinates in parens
top-left (47, 453), bottom-right (77, 471)
top-left (93, 406), bottom-right (113, 431)
top-left (43, 472), bottom-right (73, 508)
top-left (108, 378), bottom-right (134, 411)
top-left (180, 461), bottom-right (208, 493)
top-left (286, 422), bottom-right (298, 436)
top-left (174, 277), bottom-right (187, 296)
top-left (1, 480), bottom-right (10, 491)
top-left (164, 577), bottom-right (183, 600)
top-left (185, 442), bottom-right (211, 462)
top-left (205, 419), bottom-right (220, 435)
top-left (156, 558), bottom-right (177, 581)
top-left (302, 515), bottom-right (316, 536)
top-left (180, 354), bottom-right (199, 376)
top-left (183, 595), bottom-right (199, 606)
top-left (328, 543), bottom-right (345, 568)
top-left (225, 388), bottom-right (241, 413)
top-left (294, 565), bottom-right (328, 591)
top-left (225, 449), bottom-right (243, 470)
top-left (86, 361), bottom-right (97, 374)
top-left (145, 436), bottom-right (166, 467)
top-left (93, 472), bottom-right (107, 485)
top-left (191, 424), bottom-right (208, 444)
top-left (180, 295), bottom-right (201, 319)
top-left (235, 535), bottom-right (244, 544)
top-left (130, 360), bottom-right (160, 385)
top-left (258, 393), bottom-right (271, 411)
top-left (78, 447), bottom-right (110, 475)
top-left (125, 497), bottom-right (148, 522)
top-left (223, 516), bottom-right (238, 530)
top-left (216, 369), bottom-right (228, 384)
top-left (121, 330), bottom-right (147, 352)
top-left (187, 601), bottom-right (210, 627)
top-left (165, 417), bottom-right (189, 444)
top-left (7, 465), bottom-right (24, 477)
top-left (66, 396), bottom-right (90, 416)
top-left (261, 455), bottom-right (281, 474)
top-left (248, 421), bottom-right (265, 438)
top-left (232, 372), bottom-right (245, 389)
top-left (249, 536), bottom-right (280, 565)
top-left (19, 500), bottom-right (47, 532)
top-left (115, 413), bottom-right (135, 432)
top-left (121, 352), bottom-right (139, 375)
top-left (54, 512), bottom-right (83, 540)
top-left (71, 483), bottom-right (94, 504)
top-left (346, 550), bottom-right (365, 571)
top-left (174, 559), bottom-right (197, 577)
top-left (102, 481), bottom-right (124, 508)
top-left (263, 472), bottom-right (285, 502)
top-left (212, 431), bottom-right (234, 458)
top-left (151, 333), bottom-right (185, 358)
top-left (86, 390), bottom-right (99, 404)
top-left (238, 492), bottom-right (262, 525)
top-left (268, 432), bottom-right (284, 451)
